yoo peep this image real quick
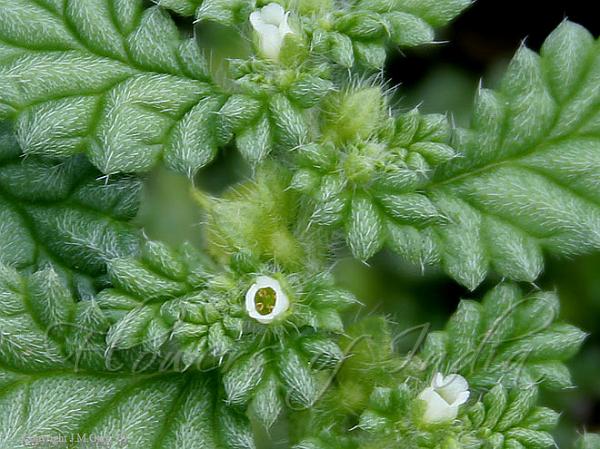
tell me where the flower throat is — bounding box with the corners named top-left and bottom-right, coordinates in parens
top-left (254, 287), bottom-right (277, 315)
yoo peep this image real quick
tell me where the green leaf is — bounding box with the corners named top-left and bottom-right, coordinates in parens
top-left (0, 264), bottom-right (70, 371)
top-left (328, 32), bottom-right (354, 68)
top-left (472, 384), bottom-right (556, 449)
top-left (249, 374), bottom-right (283, 430)
top-left (0, 1), bottom-right (222, 175)
top-left (323, 0), bottom-right (471, 69)
top-left (311, 175), bottom-right (348, 226)
top-left (0, 262), bottom-right (256, 448)
top-left (218, 94), bottom-right (263, 142)
top-left (378, 193), bottom-right (445, 226)
top-left (496, 386), bottom-right (538, 431)
top-left (27, 267), bottom-right (75, 340)
top-left (385, 12), bottom-right (434, 47)
top-left (385, 223), bottom-right (440, 268)
top-left (0, 122), bottom-right (141, 285)
top-left (196, 0), bottom-right (255, 27)
top-left (236, 114), bottom-right (273, 166)
top-left (346, 195), bottom-right (383, 260)
top-left (353, 41), bottom-right (387, 70)
top-left (223, 353), bottom-right (267, 405)
top-left (419, 283), bottom-right (587, 391)
top-left (279, 348), bottom-right (320, 408)
top-left (336, 12), bottom-right (385, 40)
top-left (288, 75), bottom-right (335, 109)
top-left (157, 0), bottom-right (202, 16)
top-left (0, 370), bottom-right (255, 448)
top-left (576, 434), bottom-right (600, 449)
top-left (269, 94), bottom-right (310, 149)
top-left (388, 0), bottom-right (473, 28)
top-left (393, 22), bottom-right (600, 288)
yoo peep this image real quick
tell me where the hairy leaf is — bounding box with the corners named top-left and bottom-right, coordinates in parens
top-left (0, 122), bottom-right (141, 289)
top-left (0, 1), bottom-right (221, 175)
top-left (157, 0), bottom-right (203, 16)
top-left (95, 239), bottom-right (352, 426)
top-left (576, 434), bottom-right (600, 449)
top-left (324, 0), bottom-right (472, 69)
top-left (0, 370), bottom-right (254, 449)
top-left (388, 22), bottom-right (600, 288)
top-left (418, 283), bottom-right (587, 390)
top-left (0, 262), bottom-right (255, 448)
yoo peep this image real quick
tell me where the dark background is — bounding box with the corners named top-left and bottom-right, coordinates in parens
top-left (389, 0), bottom-right (600, 89)
top-left (374, 1), bottom-right (600, 445)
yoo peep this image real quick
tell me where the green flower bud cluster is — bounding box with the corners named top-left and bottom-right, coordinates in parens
top-left (215, 60), bottom-right (333, 165)
top-left (351, 382), bottom-right (558, 449)
top-left (290, 85), bottom-right (455, 259)
top-left (95, 237), bottom-right (356, 425)
top-left (294, 285), bottom-right (587, 449)
top-left (195, 165), bottom-right (331, 268)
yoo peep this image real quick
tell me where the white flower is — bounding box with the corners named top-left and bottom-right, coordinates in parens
top-left (249, 3), bottom-right (294, 60)
top-left (417, 372), bottom-right (470, 424)
top-left (245, 275), bottom-right (290, 324)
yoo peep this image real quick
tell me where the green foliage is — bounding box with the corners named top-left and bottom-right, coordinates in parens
top-left (416, 284), bottom-right (586, 391)
top-left (160, 0), bottom-right (472, 70)
top-left (291, 22), bottom-right (600, 289)
top-left (354, 383), bottom-right (558, 449)
top-left (419, 22), bottom-right (600, 288)
top-left (317, 87), bottom-right (454, 166)
top-left (195, 0), bottom-right (255, 26)
top-left (0, 272), bottom-right (255, 449)
top-left (307, 0), bottom-right (471, 69)
top-left (157, 0), bottom-right (203, 16)
top-left (0, 2), bottom-right (597, 448)
top-left (0, 0), bottom-right (221, 175)
top-left (291, 85), bottom-right (453, 261)
top-left (321, 0), bottom-right (472, 69)
top-left (0, 122), bottom-right (141, 289)
top-left (295, 285), bottom-right (586, 449)
top-left (96, 238), bottom-right (355, 428)
top-left (577, 434), bottom-right (600, 449)
top-left (0, 371), bottom-right (253, 448)
top-left (219, 62), bottom-right (331, 165)
top-left (0, 0), bottom-right (471, 176)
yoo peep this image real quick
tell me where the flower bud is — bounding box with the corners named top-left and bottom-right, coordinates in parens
top-left (250, 3), bottom-right (294, 60)
top-left (418, 372), bottom-right (470, 424)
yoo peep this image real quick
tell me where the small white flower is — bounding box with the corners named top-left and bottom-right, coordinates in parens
top-left (249, 3), bottom-right (294, 60)
top-left (417, 372), bottom-right (470, 424)
top-left (245, 275), bottom-right (290, 324)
